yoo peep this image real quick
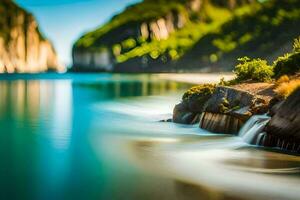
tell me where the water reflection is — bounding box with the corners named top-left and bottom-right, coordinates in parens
top-left (0, 80), bottom-right (73, 148)
top-left (75, 75), bottom-right (191, 99)
top-left (0, 80), bottom-right (74, 199)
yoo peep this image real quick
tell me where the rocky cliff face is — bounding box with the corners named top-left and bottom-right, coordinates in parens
top-left (73, 0), bottom-right (299, 73)
top-left (72, 12), bottom-right (186, 71)
top-left (73, 0), bottom-right (255, 71)
top-left (72, 1), bottom-right (192, 71)
top-left (0, 0), bottom-right (63, 73)
top-left (262, 88), bottom-right (300, 152)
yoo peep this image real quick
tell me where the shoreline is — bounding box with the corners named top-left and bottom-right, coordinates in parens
top-left (171, 74), bottom-right (300, 154)
top-left (157, 73), bottom-right (235, 84)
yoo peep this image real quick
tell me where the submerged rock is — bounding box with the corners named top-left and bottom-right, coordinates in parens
top-left (159, 118), bottom-right (172, 122)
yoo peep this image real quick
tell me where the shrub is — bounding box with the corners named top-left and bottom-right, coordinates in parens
top-left (273, 52), bottom-right (300, 78)
top-left (233, 57), bottom-right (274, 82)
top-left (182, 84), bottom-right (216, 104)
top-left (293, 37), bottom-right (300, 53)
top-left (218, 77), bottom-right (239, 86)
top-left (275, 79), bottom-right (300, 98)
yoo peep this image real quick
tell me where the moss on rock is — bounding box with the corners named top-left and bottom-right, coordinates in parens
top-left (182, 84), bottom-right (216, 103)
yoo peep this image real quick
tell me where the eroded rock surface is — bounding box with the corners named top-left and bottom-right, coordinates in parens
top-left (264, 88), bottom-right (300, 151)
top-left (0, 0), bottom-right (63, 73)
top-left (173, 84), bottom-right (215, 124)
top-left (173, 85), bottom-right (272, 134)
top-left (200, 86), bottom-right (261, 134)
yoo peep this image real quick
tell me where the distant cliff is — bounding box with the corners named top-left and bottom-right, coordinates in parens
top-left (0, 0), bottom-right (63, 73)
top-left (72, 0), bottom-right (300, 72)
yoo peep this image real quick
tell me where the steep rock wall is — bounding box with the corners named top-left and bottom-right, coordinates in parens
top-left (72, 9), bottom-right (189, 71)
top-left (0, 0), bottom-right (63, 73)
top-left (72, 0), bottom-right (258, 72)
top-left (262, 88), bottom-right (300, 152)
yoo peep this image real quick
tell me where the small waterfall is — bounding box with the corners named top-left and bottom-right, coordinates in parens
top-left (238, 115), bottom-right (271, 144)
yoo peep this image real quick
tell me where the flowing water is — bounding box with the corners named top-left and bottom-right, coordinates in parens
top-left (239, 115), bottom-right (271, 144)
top-left (0, 73), bottom-right (300, 200)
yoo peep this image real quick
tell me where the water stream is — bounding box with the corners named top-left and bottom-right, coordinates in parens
top-left (238, 115), bottom-right (271, 144)
top-left (0, 73), bottom-right (299, 200)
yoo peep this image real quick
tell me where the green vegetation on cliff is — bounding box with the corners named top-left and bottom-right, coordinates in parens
top-left (75, 0), bottom-right (189, 49)
top-left (232, 37), bottom-right (300, 83)
top-left (178, 0), bottom-right (300, 71)
top-left (73, 0), bottom-right (257, 68)
top-left (273, 37), bottom-right (300, 78)
top-left (73, 0), bottom-right (300, 72)
top-left (115, 3), bottom-right (235, 63)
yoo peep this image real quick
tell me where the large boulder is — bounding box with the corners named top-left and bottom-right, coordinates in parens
top-left (172, 84), bottom-right (215, 124)
top-left (200, 112), bottom-right (244, 134)
top-left (200, 86), bottom-right (269, 134)
top-left (264, 87), bottom-right (300, 150)
top-left (205, 86), bottom-right (267, 115)
top-left (173, 85), bottom-right (271, 127)
top-left (173, 102), bottom-right (200, 124)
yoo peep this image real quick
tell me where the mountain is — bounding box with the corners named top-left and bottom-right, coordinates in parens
top-left (0, 0), bottom-right (63, 73)
top-left (72, 0), bottom-right (300, 72)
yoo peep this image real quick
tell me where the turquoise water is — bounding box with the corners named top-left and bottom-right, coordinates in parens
top-left (0, 73), bottom-right (192, 200)
top-left (0, 73), bottom-right (300, 200)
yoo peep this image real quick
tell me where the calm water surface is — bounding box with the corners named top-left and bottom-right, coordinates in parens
top-left (0, 73), bottom-right (299, 200)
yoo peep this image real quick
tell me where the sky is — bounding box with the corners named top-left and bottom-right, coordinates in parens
top-left (16, 0), bottom-right (141, 67)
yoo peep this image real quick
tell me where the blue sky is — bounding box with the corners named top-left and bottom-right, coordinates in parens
top-left (16, 0), bottom-right (141, 66)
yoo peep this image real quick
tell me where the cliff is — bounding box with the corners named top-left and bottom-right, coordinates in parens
top-left (176, 0), bottom-right (300, 72)
top-left (0, 0), bottom-right (63, 73)
top-left (72, 0), bottom-right (256, 72)
top-left (72, 0), bottom-right (300, 72)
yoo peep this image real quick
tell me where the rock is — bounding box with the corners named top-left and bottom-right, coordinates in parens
top-left (258, 88), bottom-right (300, 153)
top-left (72, 50), bottom-right (113, 71)
top-left (182, 112), bottom-right (198, 124)
top-left (205, 86), bottom-right (255, 114)
top-left (159, 118), bottom-right (172, 122)
top-left (173, 102), bottom-right (188, 123)
top-left (268, 97), bottom-right (284, 117)
top-left (172, 84), bottom-right (215, 124)
top-left (200, 112), bottom-right (244, 134)
top-left (229, 106), bottom-right (252, 121)
top-left (183, 84), bottom-right (216, 113)
top-left (249, 99), bottom-right (269, 115)
top-left (173, 102), bottom-right (200, 124)
top-left (265, 88), bottom-right (300, 143)
top-left (173, 85), bottom-right (275, 134)
top-left (200, 86), bottom-right (272, 134)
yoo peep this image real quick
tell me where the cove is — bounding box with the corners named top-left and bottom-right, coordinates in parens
top-left (0, 73), bottom-right (300, 200)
